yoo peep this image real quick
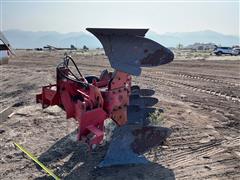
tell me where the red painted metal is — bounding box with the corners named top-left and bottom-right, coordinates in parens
top-left (36, 57), bottom-right (131, 148)
top-left (36, 28), bottom-right (174, 150)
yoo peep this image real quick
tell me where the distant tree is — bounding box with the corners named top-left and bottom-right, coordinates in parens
top-left (83, 45), bottom-right (89, 51)
top-left (70, 45), bottom-right (77, 50)
top-left (177, 43), bottom-right (183, 49)
top-left (197, 46), bottom-right (204, 51)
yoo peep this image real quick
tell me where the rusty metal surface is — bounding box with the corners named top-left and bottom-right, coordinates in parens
top-left (131, 126), bottom-right (171, 154)
top-left (87, 28), bottom-right (174, 76)
top-left (99, 125), bottom-right (171, 167)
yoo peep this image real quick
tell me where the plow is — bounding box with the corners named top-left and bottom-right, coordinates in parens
top-left (36, 28), bottom-right (174, 167)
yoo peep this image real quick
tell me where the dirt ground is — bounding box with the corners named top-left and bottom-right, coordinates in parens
top-left (0, 50), bottom-right (240, 179)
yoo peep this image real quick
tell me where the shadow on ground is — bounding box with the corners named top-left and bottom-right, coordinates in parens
top-left (35, 130), bottom-right (175, 180)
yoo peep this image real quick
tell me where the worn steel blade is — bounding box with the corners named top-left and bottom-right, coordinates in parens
top-left (99, 84), bottom-right (170, 167)
top-left (86, 28), bottom-right (174, 76)
top-left (99, 125), bottom-right (171, 167)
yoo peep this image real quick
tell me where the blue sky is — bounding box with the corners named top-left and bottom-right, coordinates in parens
top-left (1, 0), bottom-right (239, 36)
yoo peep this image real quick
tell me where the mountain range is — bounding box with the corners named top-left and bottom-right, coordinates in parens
top-left (2, 29), bottom-right (239, 49)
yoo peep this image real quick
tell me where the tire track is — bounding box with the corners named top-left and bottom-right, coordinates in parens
top-left (147, 127), bottom-right (240, 179)
top-left (154, 126), bottom-right (240, 178)
top-left (140, 75), bottom-right (240, 103)
top-left (155, 71), bottom-right (240, 87)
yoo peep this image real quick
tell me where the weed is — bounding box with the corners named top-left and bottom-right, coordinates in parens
top-left (148, 110), bottom-right (164, 125)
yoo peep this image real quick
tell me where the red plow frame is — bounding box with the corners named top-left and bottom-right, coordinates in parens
top-left (36, 28), bottom-right (174, 151)
top-left (37, 57), bottom-right (131, 148)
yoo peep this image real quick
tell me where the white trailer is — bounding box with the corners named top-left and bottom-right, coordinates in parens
top-left (0, 31), bottom-right (15, 64)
